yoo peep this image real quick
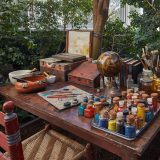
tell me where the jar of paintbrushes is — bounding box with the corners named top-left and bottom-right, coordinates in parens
top-left (139, 69), bottom-right (154, 94)
top-left (137, 47), bottom-right (160, 95)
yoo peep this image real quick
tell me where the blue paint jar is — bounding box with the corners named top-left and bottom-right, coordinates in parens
top-left (125, 124), bottom-right (136, 138)
top-left (99, 118), bottom-right (107, 128)
top-left (94, 113), bottom-right (100, 124)
top-left (78, 105), bottom-right (86, 116)
top-left (100, 95), bottom-right (106, 99)
top-left (145, 111), bottom-right (153, 122)
top-left (94, 97), bottom-right (100, 102)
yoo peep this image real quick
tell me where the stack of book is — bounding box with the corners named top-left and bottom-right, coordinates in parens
top-left (120, 58), bottom-right (143, 87)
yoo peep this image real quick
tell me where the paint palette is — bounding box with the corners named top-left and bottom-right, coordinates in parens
top-left (38, 85), bottom-right (91, 111)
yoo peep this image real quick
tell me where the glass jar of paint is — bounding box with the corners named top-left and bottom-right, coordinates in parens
top-left (145, 108), bottom-right (153, 122)
top-left (108, 119), bottom-right (116, 132)
top-left (137, 103), bottom-right (145, 125)
top-left (151, 93), bottom-right (158, 112)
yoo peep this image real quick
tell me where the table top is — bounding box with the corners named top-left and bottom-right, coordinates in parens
top-left (0, 82), bottom-right (160, 159)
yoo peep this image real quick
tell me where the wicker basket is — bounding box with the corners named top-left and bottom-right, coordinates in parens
top-left (5, 128), bottom-right (86, 160)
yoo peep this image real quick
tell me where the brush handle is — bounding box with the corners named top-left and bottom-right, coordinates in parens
top-left (12, 77), bottom-right (29, 83)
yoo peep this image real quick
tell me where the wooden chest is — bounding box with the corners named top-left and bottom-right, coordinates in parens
top-left (40, 56), bottom-right (86, 82)
top-left (68, 61), bottom-right (100, 88)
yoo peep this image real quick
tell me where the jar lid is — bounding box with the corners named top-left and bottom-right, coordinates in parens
top-left (122, 91), bottom-right (127, 96)
top-left (127, 115), bottom-right (135, 125)
top-left (147, 98), bottom-right (152, 103)
top-left (131, 107), bottom-right (137, 114)
top-left (100, 98), bottom-right (106, 103)
top-left (113, 97), bottom-right (120, 101)
top-left (127, 89), bottom-right (134, 93)
top-left (139, 91), bottom-right (146, 95)
top-left (151, 93), bottom-right (158, 98)
top-left (87, 104), bottom-right (93, 109)
top-left (117, 112), bottom-right (123, 120)
top-left (119, 100), bottom-right (124, 106)
top-left (133, 93), bottom-right (139, 97)
top-left (132, 96), bottom-right (138, 100)
top-left (94, 102), bottom-right (102, 106)
top-left (142, 94), bottom-right (149, 99)
top-left (138, 103), bottom-right (145, 107)
top-left (81, 102), bottom-right (87, 106)
top-left (141, 78), bottom-right (153, 83)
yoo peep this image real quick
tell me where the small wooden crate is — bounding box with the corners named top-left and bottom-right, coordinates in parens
top-left (68, 61), bottom-right (100, 88)
top-left (40, 57), bottom-right (85, 82)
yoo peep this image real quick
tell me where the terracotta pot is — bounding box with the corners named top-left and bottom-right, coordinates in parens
top-left (15, 75), bottom-right (47, 93)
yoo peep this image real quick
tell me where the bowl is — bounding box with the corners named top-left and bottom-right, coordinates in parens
top-left (46, 75), bottom-right (56, 84)
top-left (9, 70), bottom-right (32, 85)
top-left (15, 75), bottom-right (47, 93)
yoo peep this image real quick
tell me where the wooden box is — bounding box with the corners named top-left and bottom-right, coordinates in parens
top-left (40, 30), bottom-right (93, 82)
top-left (68, 61), bottom-right (100, 88)
top-left (40, 57), bottom-right (86, 82)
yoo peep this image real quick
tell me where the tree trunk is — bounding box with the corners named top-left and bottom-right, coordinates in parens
top-left (92, 0), bottom-right (110, 60)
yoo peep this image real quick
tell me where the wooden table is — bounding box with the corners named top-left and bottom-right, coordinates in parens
top-left (0, 82), bottom-right (160, 160)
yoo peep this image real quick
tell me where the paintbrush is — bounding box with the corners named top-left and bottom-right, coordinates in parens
top-left (47, 95), bottom-right (76, 98)
top-left (137, 54), bottom-right (148, 69)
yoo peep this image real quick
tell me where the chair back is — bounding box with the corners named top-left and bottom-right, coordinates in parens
top-left (0, 101), bottom-right (24, 160)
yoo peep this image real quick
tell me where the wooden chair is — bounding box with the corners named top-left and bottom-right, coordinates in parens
top-left (0, 101), bottom-right (94, 160)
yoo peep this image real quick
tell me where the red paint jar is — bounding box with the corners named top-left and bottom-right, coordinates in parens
top-left (151, 93), bottom-right (158, 112)
top-left (84, 105), bottom-right (94, 118)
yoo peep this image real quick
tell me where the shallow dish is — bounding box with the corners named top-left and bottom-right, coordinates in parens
top-left (9, 70), bottom-right (32, 85)
top-left (46, 75), bottom-right (56, 84)
top-left (15, 75), bottom-right (47, 93)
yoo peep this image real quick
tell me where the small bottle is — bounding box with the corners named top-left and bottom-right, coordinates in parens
top-left (127, 74), bottom-right (134, 89)
top-left (147, 98), bottom-right (153, 112)
top-left (145, 108), bottom-right (153, 122)
top-left (121, 91), bottom-right (127, 100)
top-left (84, 104), bottom-right (94, 118)
top-left (94, 113), bottom-right (100, 125)
top-left (151, 93), bottom-right (158, 112)
top-left (118, 100), bottom-right (124, 112)
top-left (123, 109), bottom-right (129, 122)
top-left (116, 119), bottom-right (124, 134)
top-left (125, 115), bottom-right (136, 138)
top-left (99, 115), bottom-right (107, 128)
top-left (112, 97), bottom-right (120, 112)
top-left (108, 119), bottom-right (116, 132)
top-left (94, 102), bottom-right (103, 115)
top-left (78, 102), bottom-right (87, 116)
top-left (139, 91), bottom-right (146, 98)
top-left (137, 103), bottom-right (145, 126)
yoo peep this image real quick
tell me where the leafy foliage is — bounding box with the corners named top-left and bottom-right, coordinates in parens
top-left (0, 0), bottom-right (92, 69)
top-left (102, 18), bottom-right (136, 57)
top-left (121, 0), bottom-right (160, 54)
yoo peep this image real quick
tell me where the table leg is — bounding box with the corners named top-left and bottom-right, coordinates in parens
top-left (85, 143), bottom-right (95, 160)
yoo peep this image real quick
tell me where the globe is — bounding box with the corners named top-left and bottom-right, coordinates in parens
top-left (97, 51), bottom-right (122, 77)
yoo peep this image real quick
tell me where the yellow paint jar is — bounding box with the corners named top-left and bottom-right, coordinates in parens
top-left (137, 103), bottom-right (145, 125)
top-left (108, 119), bottom-right (116, 132)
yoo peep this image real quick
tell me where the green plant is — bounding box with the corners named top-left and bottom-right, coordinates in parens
top-left (121, 0), bottom-right (160, 55)
top-left (0, 0), bottom-right (92, 69)
top-left (102, 18), bottom-right (135, 57)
